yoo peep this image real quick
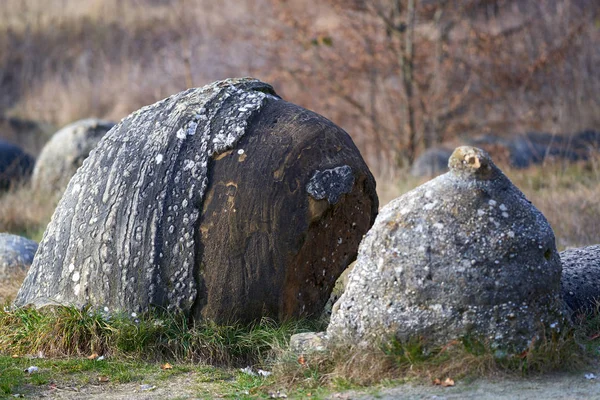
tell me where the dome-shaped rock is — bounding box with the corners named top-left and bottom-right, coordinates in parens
top-left (561, 245), bottom-right (600, 314)
top-left (328, 146), bottom-right (566, 352)
top-left (31, 119), bottom-right (115, 196)
top-left (0, 233), bottom-right (38, 284)
top-left (0, 140), bottom-right (35, 191)
top-left (14, 78), bottom-right (378, 323)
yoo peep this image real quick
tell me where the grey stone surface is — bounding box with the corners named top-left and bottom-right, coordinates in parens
top-left (561, 245), bottom-right (600, 314)
top-left (31, 119), bottom-right (115, 196)
top-left (289, 331), bottom-right (329, 354)
top-left (14, 78), bottom-right (378, 323)
top-left (0, 139), bottom-right (35, 190)
top-left (0, 233), bottom-right (38, 283)
top-left (328, 146), bottom-right (567, 353)
top-left (410, 147), bottom-right (452, 177)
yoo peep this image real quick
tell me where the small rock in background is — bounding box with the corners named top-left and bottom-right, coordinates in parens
top-left (0, 233), bottom-right (38, 284)
top-left (0, 139), bottom-right (35, 191)
top-left (410, 147), bottom-right (452, 178)
top-left (289, 331), bottom-right (329, 354)
top-left (560, 245), bottom-right (600, 314)
top-left (31, 118), bottom-right (115, 197)
top-left (328, 146), bottom-right (568, 353)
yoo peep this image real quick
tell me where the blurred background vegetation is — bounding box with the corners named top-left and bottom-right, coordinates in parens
top-left (0, 0), bottom-right (599, 249)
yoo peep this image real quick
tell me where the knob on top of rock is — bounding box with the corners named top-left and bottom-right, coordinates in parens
top-left (328, 146), bottom-right (566, 353)
top-left (14, 78), bottom-right (378, 324)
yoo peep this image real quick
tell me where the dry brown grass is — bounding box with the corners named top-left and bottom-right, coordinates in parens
top-left (0, 184), bottom-right (55, 240)
top-left (0, 270), bottom-right (26, 304)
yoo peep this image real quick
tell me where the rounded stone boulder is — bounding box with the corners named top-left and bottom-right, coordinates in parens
top-left (31, 119), bottom-right (115, 196)
top-left (0, 139), bottom-right (35, 190)
top-left (14, 78), bottom-right (378, 324)
top-left (560, 245), bottom-right (600, 314)
top-left (328, 146), bottom-right (566, 352)
top-left (0, 233), bottom-right (38, 284)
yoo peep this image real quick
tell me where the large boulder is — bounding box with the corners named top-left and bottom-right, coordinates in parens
top-left (14, 78), bottom-right (378, 324)
top-left (0, 139), bottom-right (35, 190)
top-left (560, 245), bottom-right (600, 314)
top-left (328, 146), bottom-right (566, 353)
top-left (31, 119), bottom-right (115, 196)
top-left (0, 233), bottom-right (38, 284)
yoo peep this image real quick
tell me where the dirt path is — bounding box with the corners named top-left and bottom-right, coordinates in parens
top-left (23, 370), bottom-right (600, 399)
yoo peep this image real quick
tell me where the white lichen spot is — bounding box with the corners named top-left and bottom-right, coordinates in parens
top-left (502, 212), bottom-right (509, 218)
top-left (68, 263), bottom-right (75, 273)
top-left (507, 231), bottom-right (515, 238)
top-left (433, 222), bottom-right (444, 230)
top-left (488, 199), bottom-right (497, 207)
top-left (183, 159), bottom-right (195, 171)
top-left (423, 201), bottom-right (437, 210)
top-left (72, 271), bottom-right (80, 282)
top-left (237, 149), bottom-right (245, 155)
top-left (131, 312), bottom-right (137, 318)
top-left (182, 199), bottom-right (188, 208)
top-left (499, 204), bottom-right (508, 211)
top-left (477, 209), bottom-right (485, 217)
top-left (176, 127), bottom-right (186, 139)
top-left (74, 284), bottom-right (80, 296)
top-left (337, 237), bottom-right (343, 244)
top-left (155, 154), bottom-right (164, 164)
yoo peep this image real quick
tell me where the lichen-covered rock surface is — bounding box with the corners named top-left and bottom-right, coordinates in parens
top-left (31, 119), bottom-right (115, 196)
top-left (0, 233), bottom-right (38, 283)
top-left (328, 146), bottom-right (567, 353)
top-left (15, 78), bottom-right (378, 324)
top-left (560, 245), bottom-right (600, 314)
top-left (0, 139), bottom-right (35, 190)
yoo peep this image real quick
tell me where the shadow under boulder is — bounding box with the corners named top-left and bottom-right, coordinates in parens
top-left (14, 78), bottom-right (378, 324)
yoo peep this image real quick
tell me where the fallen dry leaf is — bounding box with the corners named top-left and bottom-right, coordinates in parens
top-left (98, 375), bottom-right (109, 383)
top-left (11, 354), bottom-right (19, 358)
top-left (161, 362), bottom-right (173, 370)
top-left (87, 353), bottom-right (99, 360)
top-left (297, 355), bottom-right (307, 367)
top-left (442, 378), bottom-right (455, 387)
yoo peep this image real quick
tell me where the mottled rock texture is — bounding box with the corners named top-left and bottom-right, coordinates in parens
top-left (15, 78), bottom-right (378, 324)
top-left (410, 147), bottom-right (452, 177)
top-left (328, 146), bottom-right (566, 352)
top-left (561, 245), bottom-right (600, 314)
top-left (0, 139), bottom-right (35, 190)
top-left (0, 233), bottom-right (38, 284)
top-left (32, 119), bottom-right (115, 196)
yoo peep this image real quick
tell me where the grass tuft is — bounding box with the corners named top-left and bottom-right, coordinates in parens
top-left (0, 305), bottom-right (321, 367)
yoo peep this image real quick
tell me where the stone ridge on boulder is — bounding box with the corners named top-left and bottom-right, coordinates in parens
top-left (31, 118), bottom-right (115, 196)
top-left (328, 146), bottom-right (567, 353)
top-left (0, 233), bottom-right (38, 284)
top-left (561, 245), bottom-right (600, 314)
top-left (15, 78), bottom-right (378, 324)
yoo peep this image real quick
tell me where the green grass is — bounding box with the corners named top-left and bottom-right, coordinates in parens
top-left (0, 304), bottom-right (599, 398)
